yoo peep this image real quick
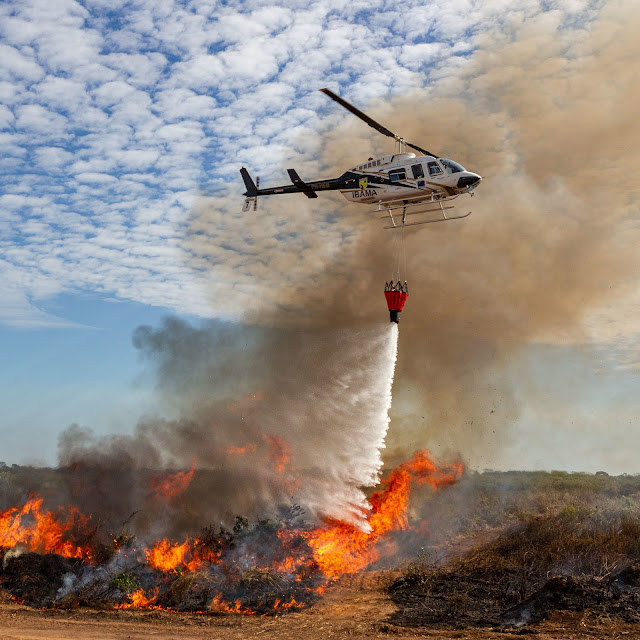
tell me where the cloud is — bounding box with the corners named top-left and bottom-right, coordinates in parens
top-left (0, 262), bottom-right (87, 329)
top-left (14, 104), bottom-right (69, 136)
top-left (2, 0), bottom-right (637, 476)
top-left (0, 104), bottom-right (15, 129)
top-left (0, 43), bottom-right (45, 82)
top-left (34, 146), bottom-right (74, 170)
top-left (0, 0), bottom-right (629, 340)
top-left (74, 171), bottom-right (118, 184)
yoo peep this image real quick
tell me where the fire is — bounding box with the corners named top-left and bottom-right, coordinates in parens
top-left (266, 435), bottom-right (291, 474)
top-left (211, 594), bottom-right (256, 615)
top-left (146, 539), bottom-right (190, 571)
top-left (117, 588), bottom-right (159, 609)
top-left (146, 538), bottom-right (207, 572)
top-left (274, 553), bottom-right (298, 574)
top-left (307, 450), bottom-right (463, 577)
top-left (0, 497), bottom-right (92, 559)
top-left (223, 443), bottom-right (258, 456)
top-left (273, 596), bottom-right (304, 610)
top-left (0, 450), bottom-right (462, 615)
top-left (150, 462), bottom-right (196, 502)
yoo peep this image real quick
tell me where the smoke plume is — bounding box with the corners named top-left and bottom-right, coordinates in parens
top-left (56, 321), bottom-right (399, 536)
top-left (186, 1), bottom-right (640, 470)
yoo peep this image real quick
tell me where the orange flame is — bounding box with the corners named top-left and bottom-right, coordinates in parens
top-left (0, 497), bottom-right (92, 559)
top-left (0, 450), bottom-right (462, 616)
top-left (308, 450), bottom-right (463, 577)
top-left (116, 588), bottom-right (159, 609)
top-left (146, 539), bottom-right (190, 571)
top-left (266, 435), bottom-right (290, 475)
top-left (210, 594), bottom-right (257, 615)
top-left (273, 596), bottom-right (304, 611)
top-left (145, 538), bottom-right (212, 572)
top-left (223, 443), bottom-right (258, 456)
top-left (150, 462), bottom-right (196, 502)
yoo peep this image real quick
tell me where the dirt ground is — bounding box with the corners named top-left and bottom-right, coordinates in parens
top-left (0, 573), bottom-right (638, 640)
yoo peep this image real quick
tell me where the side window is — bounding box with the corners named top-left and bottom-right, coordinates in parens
top-left (388, 169), bottom-right (407, 182)
top-left (427, 161), bottom-right (442, 176)
top-left (411, 164), bottom-right (425, 179)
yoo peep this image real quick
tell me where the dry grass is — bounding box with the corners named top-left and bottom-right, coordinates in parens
top-left (390, 475), bottom-right (640, 629)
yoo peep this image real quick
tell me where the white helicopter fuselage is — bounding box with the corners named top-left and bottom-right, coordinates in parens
top-left (240, 88), bottom-right (482, 226)
top-left (340, 152), bottom-right (481, 205)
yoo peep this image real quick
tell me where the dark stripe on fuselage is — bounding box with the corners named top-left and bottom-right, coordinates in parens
top-left (247, 170), bottom-right (450, 197)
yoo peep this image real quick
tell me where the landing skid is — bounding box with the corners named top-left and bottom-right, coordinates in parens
top-left (379, 205), bottom-right (455, 219)
top-left (383, 210), bottom-right (470, 229)
top-left (372, 197), bottom-right (471, 229)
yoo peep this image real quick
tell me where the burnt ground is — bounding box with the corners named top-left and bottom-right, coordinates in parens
top-left (0, 573), bottom-right (639, 640)
top-left (389, 562), bottom-right (640, 630)
top-left (387, 508), bottom-right (640, 631)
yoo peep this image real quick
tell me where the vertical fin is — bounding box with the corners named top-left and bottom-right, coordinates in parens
top-left (240, 167), bottom-right (258, 197)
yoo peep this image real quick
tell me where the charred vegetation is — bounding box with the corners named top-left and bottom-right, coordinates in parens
top-left (389, 471), bottom-right (640, 629)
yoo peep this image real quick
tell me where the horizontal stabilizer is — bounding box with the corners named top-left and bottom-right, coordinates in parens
top-left (287, 169), bottom-right (318, 198)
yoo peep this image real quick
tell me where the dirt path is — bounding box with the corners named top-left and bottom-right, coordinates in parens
top-left (0, 574), bottom-right (637, 640)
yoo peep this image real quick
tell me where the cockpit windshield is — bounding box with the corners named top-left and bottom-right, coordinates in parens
top-left (440, 158), bottom-right (465, 173)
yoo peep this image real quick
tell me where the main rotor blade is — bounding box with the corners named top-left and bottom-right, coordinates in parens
top-left (320, 88), bottom-right (437, 158)
top-left (405, 141), bottom-right (435, 157)
top-left (320, 88), bottom-right (397, 139)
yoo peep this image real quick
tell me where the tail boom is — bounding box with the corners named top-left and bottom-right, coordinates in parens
top-left (240, 168), bottom-right (351, 201)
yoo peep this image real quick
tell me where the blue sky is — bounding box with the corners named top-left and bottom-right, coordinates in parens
top-left (0, 296), bottom-right (174, 464)
top-left (2, 0), bottom-right (639, 470)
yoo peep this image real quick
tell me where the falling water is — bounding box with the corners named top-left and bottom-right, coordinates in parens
top-left (265, 322), bottom-right (399, 528)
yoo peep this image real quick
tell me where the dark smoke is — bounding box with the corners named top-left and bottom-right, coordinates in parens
top-left (55, 318), bottom-right (398, 538)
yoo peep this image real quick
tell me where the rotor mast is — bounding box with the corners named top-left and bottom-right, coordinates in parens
top-left (394, 136), bottom-right (407, 154)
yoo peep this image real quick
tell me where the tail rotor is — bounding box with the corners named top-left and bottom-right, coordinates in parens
top-left (253, 176), bottom-right (260, 212)
top-left (241, 167), bottom-right (260, 212)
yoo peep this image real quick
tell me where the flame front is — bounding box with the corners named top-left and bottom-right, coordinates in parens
top-left (150, 462), bottom-right (196, 502)
top-left (117, 588), bottom-right (159, 609)
top-left (266, 435), bottom-right (291, 475)
top-left (308, 450), bottom-right (463, 577)
top-left (0, 450), bottom-right (462, 614)
top-left (0, 496), bottom-right (92, 559)
top-left (147, 539), bottom-right (191, 571)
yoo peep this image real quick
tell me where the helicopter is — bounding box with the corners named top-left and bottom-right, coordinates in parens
top-left (241, 88), bottom-right (482, 229)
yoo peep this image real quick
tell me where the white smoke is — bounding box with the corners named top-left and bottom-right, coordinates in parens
top-left (2, 547), bottom-right (24, 569)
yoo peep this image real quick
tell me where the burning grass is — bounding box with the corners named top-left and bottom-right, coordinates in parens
top-left (0, 451), bottom-right (462, 615)
top-left (0, 514), bottom-right (324, 613)
top-left (4, 461), bottom-right (639, 628)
